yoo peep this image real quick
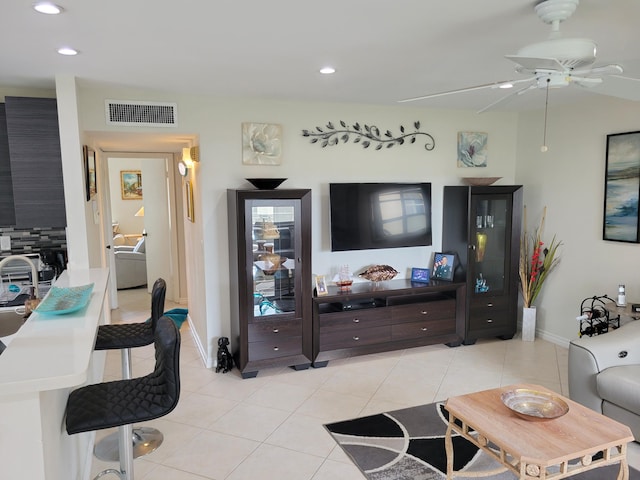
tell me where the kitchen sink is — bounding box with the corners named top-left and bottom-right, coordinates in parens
top-left (0, 309), bottom-right (26, 338)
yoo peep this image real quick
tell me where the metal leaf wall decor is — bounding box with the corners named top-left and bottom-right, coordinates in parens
top-left (301, 121), bottom-right (435, 151)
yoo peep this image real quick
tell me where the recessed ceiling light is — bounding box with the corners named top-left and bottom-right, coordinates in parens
top-left (499, 82), bottom-right (514, 89)
top-left (33, 2), bottom-right (63, 14)
top-left (57, 47), bottom-right (78, 56)
top-left (320, 67), bottom-right (336, 75)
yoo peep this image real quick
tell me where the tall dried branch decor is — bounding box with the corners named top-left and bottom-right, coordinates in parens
top-left (302, 121), bottom-right (435, 151)
top-left (519, 206), bottom-right (562, 308)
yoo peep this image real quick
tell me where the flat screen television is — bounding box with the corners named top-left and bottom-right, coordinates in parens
top-left (329, 182), bottom-right (432, 251)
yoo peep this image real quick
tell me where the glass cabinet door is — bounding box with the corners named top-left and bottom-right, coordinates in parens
top-left (248, 199), bottom-right (299, 318)
top-left (469, 194), bottom-right (511, 296)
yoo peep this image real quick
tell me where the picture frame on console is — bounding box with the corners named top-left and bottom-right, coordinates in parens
top-left (411, 267), bottom-right (431, 283)
top-left (432, 253), bottom-right (455, 281)
top-left (315, 275), bottom-right (328, 296)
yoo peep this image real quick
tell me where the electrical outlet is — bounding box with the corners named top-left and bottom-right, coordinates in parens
top-left (0, 236), bottom-right (11, 251)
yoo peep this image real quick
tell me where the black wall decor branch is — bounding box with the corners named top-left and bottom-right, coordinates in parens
top-left (302, 121), bottom-right (435, 151)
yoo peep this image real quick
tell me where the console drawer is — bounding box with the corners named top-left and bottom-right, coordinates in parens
top-left (248, 319), bottom-right (301, 342)
top-left (469, 309), bottom-right (510, 329)
top-left (319, 308), bottom-right (390, 331)
top-left (248, 336), bottom-right (303, 361)
top-left (391, 299), bottom-right (455, 324)
top-left (470, 296), bottom-right (510, 329)
top-left (320, 325), bottom-right (391, 350)
top-left (392, 317), bottom-right (455, 340)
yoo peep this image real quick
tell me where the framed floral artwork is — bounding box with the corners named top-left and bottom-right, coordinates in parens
top-left (457, 132), bottom-right (488, 167)
top-left (603, 131), bottom-right (640, 242)
top-left (242, 122), bottom-right (282, 165)
top-left (121, 170), bottom-right (142, 200)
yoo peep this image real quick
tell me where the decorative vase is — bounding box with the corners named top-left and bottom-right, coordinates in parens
top-left (522, 306), bottom-right (537, 342)
top-left (476, 233), bottom-right (487, 262)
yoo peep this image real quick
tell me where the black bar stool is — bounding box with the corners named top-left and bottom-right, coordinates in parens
top-left (66, 316), bottom-right (181, 480)
top-left (93, 278), bottom-right (167, 462)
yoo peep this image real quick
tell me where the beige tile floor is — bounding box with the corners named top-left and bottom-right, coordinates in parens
top-left (91, 287), bottom-right (640, 479)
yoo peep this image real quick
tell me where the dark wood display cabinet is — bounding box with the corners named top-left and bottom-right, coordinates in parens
top-left (312, 279), bottom-right (466, 366)
top-left (227, 189), bottom-right (312, 378)
top-left (442, 185), bottom-right (523, 344)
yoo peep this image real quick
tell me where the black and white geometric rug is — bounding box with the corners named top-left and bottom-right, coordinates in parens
top-left (325, 402), bottom-right (639, 480)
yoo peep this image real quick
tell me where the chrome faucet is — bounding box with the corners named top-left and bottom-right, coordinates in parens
top-left (0, 255), bottom-right (39, 299)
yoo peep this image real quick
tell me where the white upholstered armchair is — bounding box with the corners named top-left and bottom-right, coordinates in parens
top-left (114, 237), bottom-right (147, 289)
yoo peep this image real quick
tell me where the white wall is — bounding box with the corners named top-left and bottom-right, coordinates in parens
top-left (77, 86), bottom-right (520, 363)
top-left (515, 94), bottom-right (640, 345)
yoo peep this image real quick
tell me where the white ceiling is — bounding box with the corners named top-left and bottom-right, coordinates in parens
top-left (2, 0), bottom-right (639, 113)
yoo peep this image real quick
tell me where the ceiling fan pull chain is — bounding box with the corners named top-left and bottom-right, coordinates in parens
top-left (541, 78), bottom-right (550, 153)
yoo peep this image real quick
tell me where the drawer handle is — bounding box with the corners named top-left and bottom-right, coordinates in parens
top-left (273, 346), bottom-right (279, 351)
top-left (486, 319), bottom-right (493, 323)
top-left (352, 318), bottom-right (360, 323)
top-left (353, 336), bottom-right (360, 341)
top-left (273, 328), bottom-right (279, 333)
top-left (420, 310), bottom-right (428, 315)
top-left (421, 327), bottom-right (428, 332)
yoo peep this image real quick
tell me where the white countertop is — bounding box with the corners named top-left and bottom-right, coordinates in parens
top-left (0, 268), bottom-right (109, 396)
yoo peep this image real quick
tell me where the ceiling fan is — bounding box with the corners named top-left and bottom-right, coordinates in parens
top-left (399, 0), bottom-right (633, 113)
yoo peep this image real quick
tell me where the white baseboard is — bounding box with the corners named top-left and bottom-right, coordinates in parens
top-left (186, 316), bottom-right (213, 368)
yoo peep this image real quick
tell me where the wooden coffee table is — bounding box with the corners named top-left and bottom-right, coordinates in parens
top-left (444, 384), bottom-right (633, 479)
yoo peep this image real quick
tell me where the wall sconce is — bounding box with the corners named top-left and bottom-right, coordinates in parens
top-left (179, 146), bottom-right (200, 177)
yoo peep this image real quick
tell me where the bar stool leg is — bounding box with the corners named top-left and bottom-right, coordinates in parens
top-left (94, 348), bottom-right (164, 462)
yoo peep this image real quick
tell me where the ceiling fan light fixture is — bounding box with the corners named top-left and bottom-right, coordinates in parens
top-left (515, 38), bottom-right (597, 70)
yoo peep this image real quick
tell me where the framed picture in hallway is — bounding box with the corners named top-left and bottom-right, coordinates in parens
top-left (186, 180), bottom-right (195, 222)
top-left (121, 170), bottom-right (143, 200)
top-left (604, 131), bottom-right (640, 243)
top-left (83, 145), bottom-right (97, 201)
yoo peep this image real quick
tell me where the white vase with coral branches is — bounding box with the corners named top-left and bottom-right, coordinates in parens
top-left (519, 206), bottom-right (562, 340)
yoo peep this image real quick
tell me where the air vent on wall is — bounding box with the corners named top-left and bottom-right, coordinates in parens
top-left (105, 100), bottom-right (177, 127)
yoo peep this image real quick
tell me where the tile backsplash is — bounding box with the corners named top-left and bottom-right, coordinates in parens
top-left (0, 227), bottom-right (67, 255)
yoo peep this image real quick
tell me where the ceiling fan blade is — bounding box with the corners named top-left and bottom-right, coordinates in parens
top-left (505, 55), bottom-right (566, 72)
top-left (571, 76), bottom-right (603, 88)
top-left (476, 83), bottom-right (537, 114)
top-left (398, 78), bottom-right (533, 103)
top-left (588, 75), bottom-right (640, 101)
top-left (571, 64), bottom-right (624, 77)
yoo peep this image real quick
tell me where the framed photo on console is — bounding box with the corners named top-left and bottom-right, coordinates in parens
top-left (432, 253), bottom-right (455, 281)
top-left (411, 267), bottom-right (430, 283)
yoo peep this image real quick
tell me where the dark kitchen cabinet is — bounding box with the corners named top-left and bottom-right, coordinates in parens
top-left (227, 189), bottom-right (312, 378)
top-left (442, 185), bottom-right (523, 344)
top-left (3, 97), bottom-right (66, 227)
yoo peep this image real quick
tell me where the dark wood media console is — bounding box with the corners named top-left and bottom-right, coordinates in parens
top-left (312, 279), bottom-right (466, 366)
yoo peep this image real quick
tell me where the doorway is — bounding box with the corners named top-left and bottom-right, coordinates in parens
top-left (101, 151), bottom-right (184, 308)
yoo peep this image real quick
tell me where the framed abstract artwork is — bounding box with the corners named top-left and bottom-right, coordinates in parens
top-left (603, 131), bottom-right (640, 242)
